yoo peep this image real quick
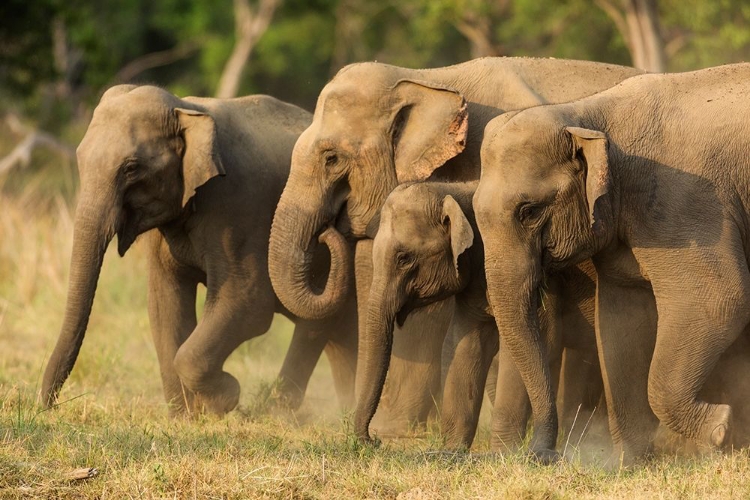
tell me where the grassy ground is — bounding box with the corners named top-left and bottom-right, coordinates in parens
top-left (2, 180), bottom-right (750, 499)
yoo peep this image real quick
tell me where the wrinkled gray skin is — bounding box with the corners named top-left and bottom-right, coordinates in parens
top-left (358, 181), bottom-right (602, 450)
top-left (474, 63), bottom-right (750, 464)
top-left (41, 85), bottom-right (358, 414)
top-left (268, 58), bottom-right (643, 433)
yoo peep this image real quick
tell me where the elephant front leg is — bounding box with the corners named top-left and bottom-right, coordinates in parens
top-left (147, 248), bottom-right (199, 416)
top-left (595, 273), bottom-right (659, 467)
top-left (490, 338), bottom-right (533, 451)
top-left (173, 275), bottom-right (276, 416)
top-left (643, 243), bottom-right (750, 452)
top-left (440, 311), bottom-right (498, 450)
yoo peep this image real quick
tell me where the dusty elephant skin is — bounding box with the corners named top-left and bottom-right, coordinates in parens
top-left (475, 63), bottom-right (750, 465)
top-left (358, 180), bottom-right (602, 451)
top-left (41, 85), bottom-right (358, 415)
top-left (268, 57), bottom-right (643, 435)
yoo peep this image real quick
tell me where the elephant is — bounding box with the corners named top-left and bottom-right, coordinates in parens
top-left (474, 63), bottom-right (750, 464)
top-left (357, 180), bottom-right (603, 450)
top-left (268, 58), bottom-right (643, 435)
top-left (41, 85), bottom-right (358, 415)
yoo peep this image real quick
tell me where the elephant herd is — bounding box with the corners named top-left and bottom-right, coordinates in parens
top-left (40, 56), bottom-right (750, 467)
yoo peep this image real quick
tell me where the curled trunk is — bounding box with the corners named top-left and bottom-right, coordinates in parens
top-left (269, 178), bottom-right (352, 319)
top-left (354, 280), bottom-right (402, 441)
top-left (485, 254), bottom-right (558, 455)
top-left (41, 200), bottom-right (115, 407)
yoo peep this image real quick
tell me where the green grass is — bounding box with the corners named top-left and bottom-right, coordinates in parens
top-left (3, 184), bottom-right (750, 499)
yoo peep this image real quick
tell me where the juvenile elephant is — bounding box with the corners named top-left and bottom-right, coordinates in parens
top-left (41, 85), bottom-right (358, 415)
top-left (474, 63), bottom-right (750, 464)
top-left (268, 58), bottom-right (643, 434)
top-left (357, 181), bottom-right (602, 450)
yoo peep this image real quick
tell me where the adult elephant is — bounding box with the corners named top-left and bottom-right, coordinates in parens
top-left (356, 180), bottom-right (602, 450)
top-left (41, 85), bottom-right (358, 415)
top-left (474, 63), bottom-right (750, 464)
top-left (268, 58), bottom-right (642, 434)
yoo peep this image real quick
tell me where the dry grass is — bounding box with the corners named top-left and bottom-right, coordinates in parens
top-left (2, 183), bottom-right (750, 499)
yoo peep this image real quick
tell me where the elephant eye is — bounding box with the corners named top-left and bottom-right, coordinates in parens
top-left (324, 152), bottom-right (338, 167)
top-left (517, 202), bottom-right (544, 224)
top-left (395, 251), bottom-right (414, 268)
top-left (123, 160), bottom-right (140, 178)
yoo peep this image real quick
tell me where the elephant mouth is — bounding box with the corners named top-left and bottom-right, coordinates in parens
top-left (116, 209), bottom-right (139, 256)
top-left (334, 201), bottom-right (353, 238)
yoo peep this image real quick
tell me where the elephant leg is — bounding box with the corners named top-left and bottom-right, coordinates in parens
top-left (490, 337), bottom-right (531, 451)
top-left (441, 309), bottom-right (498, 450)
top-left (275, 319), bottom-right (329, 410)
top-left (147, 238), bottom-right (199, 416)
top-left (557, 347), bottom-right (607, 453)
top-left (702, 331), bottom-right (750, 448)
top-left (323, 296), bottom-right (358, 410)
top-left (484, 354), bottom-right (499, 407)
top-left (558, 348), bottom-right (603, 430)
top-left (173, 275), bottom-right (276, 416)
top-left (646, 268), bottom-right (750, 449)
top-left (596, 274), bottom-right (659, 466)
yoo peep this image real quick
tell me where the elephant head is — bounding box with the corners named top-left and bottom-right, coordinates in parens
top-left (473, 107), bottom-right (613, 456)
top-left (269, 63), bottom-right (469, 319)
top-left (41, 85), bottom-right (225, 407)
top-left (354, 183), bottom-right (474, 441)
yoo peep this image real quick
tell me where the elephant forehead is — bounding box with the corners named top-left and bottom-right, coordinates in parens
top-left (387, 210), bottom-right (444, 249)
top-left (79, 115), bottom-right (170, 173)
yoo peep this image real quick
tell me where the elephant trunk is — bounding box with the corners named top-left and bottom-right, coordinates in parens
top-left (484, 247), bottom-right (558, 455)
top-left (269, 173), bottom-right (352, 320)
top-left (354, 278), bottom-right (403, 441)
top-left (40, 194), bottom-right (117, 407)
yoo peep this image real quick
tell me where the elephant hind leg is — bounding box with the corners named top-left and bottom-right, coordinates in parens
top-left (275, 320), bottom-right (329, 410)
top-left (147, 236), bottom-right (199, 416)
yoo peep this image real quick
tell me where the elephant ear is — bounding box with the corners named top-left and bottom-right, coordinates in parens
top-left (442, 195), bottom-right (474, 277)
top-left (391, 79), bottom-right (469, 184)
top-left (567, 126), bottom-right (610, 236)
top-left (175, 108), bottom-right (226, 207)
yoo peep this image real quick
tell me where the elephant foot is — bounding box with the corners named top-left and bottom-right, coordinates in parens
top-left (490, 434), bottom-right (524, 454)
top-left (194, 372), bottom-right (241, 415)
top-left (529, 447), bottom-right (560, 465)
top-left (703, 404), bottom-right (732, 449)
top-left (604, 440), bottom-right (653, 471)
top-left (270, 379), bottom-right (305, 411)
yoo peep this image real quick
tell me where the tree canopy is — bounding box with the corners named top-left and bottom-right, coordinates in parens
top-left (0, 0), bottom-right (749, 178)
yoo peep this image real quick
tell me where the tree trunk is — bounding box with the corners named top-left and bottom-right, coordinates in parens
top-left (596, 0), bottom-right (666, 72)
top-left (215, 0), bottom-right (282, 99)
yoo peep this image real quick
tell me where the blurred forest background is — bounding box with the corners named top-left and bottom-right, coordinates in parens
top-left (1, 0), bottom-right (750, 195)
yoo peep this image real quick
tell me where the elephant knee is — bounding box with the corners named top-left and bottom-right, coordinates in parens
top-left (647, 373), bottom-right (688, 429)
top-left (173, 348), bottom-right (210, 391)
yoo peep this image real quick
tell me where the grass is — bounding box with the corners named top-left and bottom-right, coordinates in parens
top-left (2, 172), bottom-right (750, 498)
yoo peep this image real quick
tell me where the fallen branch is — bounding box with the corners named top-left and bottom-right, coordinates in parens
top-left (112, 43), bottom-right (200, 84)
top-left (0, 114), bottom-right (76, 175)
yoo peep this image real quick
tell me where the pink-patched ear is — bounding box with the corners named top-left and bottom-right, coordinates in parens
top-left (566, 126), bottom-right (610, 235)
top-left (391, 79), bottom-right (468, 184)
top-left (175, 108), bottom-right (226, 207)
top-left (442, 195), bottom-right (474, 277)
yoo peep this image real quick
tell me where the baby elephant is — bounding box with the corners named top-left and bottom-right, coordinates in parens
top-left (355, 181), bottom-right (602, 451)
top-left (42, 85), bottom-right (357, 416)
